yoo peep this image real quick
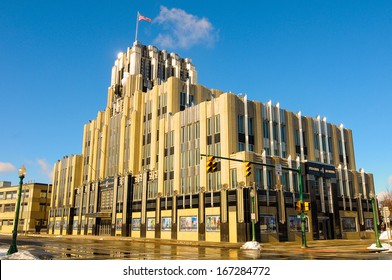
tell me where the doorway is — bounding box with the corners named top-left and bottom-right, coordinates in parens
top-left (98, 219), bottom-right (112, 236)
top-left (318, 217), bottom-right (331, 240)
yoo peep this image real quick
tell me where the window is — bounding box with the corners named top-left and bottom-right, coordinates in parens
top-left (342, 217), bottom-right (357, 232)
top-left (238, 115), bottom-right (245, 134)
top-left (263, 121), bottom-right (269, 138)
top-left (248, 117), bottom-right (253, 135)
top-left (6, 191), bottom-right (17, 200)
top-left (22, 189), bottom-right (30, 198)
top-left (4, 204), bottom-right (16, 212)
top-left (281, 126), bottom-right (286, 142)
top-left (365, 218), bottom-right (374, 231)
top-left (40, 190), bottom-right (48, 198)
top-left (215, 114), bottom-right (220, 133)
top-left (259, 214), bottom-right (277, 233)
top-left (255, 169), bottom-right (262, 190)
top-left (207, 117), bottom-right (212, 135)
top-left (288, 215), bottom-right (309, 232)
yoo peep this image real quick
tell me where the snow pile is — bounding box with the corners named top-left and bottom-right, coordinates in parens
top-left (379, 230), bottom-right (392, 241)
top-left (0, 247), bottom-right (38, 260)
top-left (241, 241), bottom-right (261, 250)
top-left (367, 243), bottom-right (392, 252)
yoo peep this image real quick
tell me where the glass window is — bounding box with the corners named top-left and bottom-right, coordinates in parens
top-left (342, 217), bottom-right (357, 232)
top-left (263, 121), bottom-right (269, 138)
top-left (281, 126), bottom-right (286, 142)
top-left (259, 214), bottom-right (277, 233)
top-left (288, 215), bottom-right (309, 232)
top-left (238, 115), bottom-right (245, 133)
top-left (255, 169), bottom-right (262, 190)
top-left (207, 117), bottom-right (212, 135)
top-left (195, 121), bottom-right (200, 139)
top-left (365, 218), bottom-right (374, 231)
top-left (248, 117), bottom-right (253, 135)
top-left (215, 115), bottom-right (220, 133)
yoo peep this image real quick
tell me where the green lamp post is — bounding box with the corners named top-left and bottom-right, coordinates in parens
top-left (369, 192), bottom-right (382, 248)
top-left (250, 187), bottom-right (256, 242)
top-left (298, 166), bottom-right (308, 248)
top-left (7, 164), bottom-right (26, 255)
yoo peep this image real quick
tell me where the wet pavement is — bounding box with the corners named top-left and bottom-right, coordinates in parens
top-left (0, 234), bottom-right (391, 260)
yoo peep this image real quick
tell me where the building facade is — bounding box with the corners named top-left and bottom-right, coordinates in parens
top-left (49, 41), bottom-right (377, 243)
top-left (0, 181), bottom-right (51, 234)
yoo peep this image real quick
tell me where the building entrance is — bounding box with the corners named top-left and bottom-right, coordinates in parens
top-left (98, 219), bottom-right (112, 236)
top-left (317, 217), bottom-right (331, 240)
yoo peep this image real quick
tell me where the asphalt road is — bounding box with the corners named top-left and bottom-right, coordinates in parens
top-left (0, 234), bottom-right (391, 260)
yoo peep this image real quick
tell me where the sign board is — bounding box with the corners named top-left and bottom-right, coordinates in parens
top-left (305, 161), bottom-right (336, 178)
top-left (382, 207), bottom-right (390, 218)
top-left (275, 164), bottom-right (282, 176)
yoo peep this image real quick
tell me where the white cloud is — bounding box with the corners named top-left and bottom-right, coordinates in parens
top-left (154, 6), bottom-right (218, 49)
top-left (37, 159), bottom-right (53, 181)
top-left (0, 162), bottom-right (16, 173)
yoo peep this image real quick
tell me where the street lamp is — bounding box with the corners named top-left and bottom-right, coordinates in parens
top-left (369, 192), bottom-right (382, 248)
top-left (298, 166), bottom-right (308, 248)
top-left (7, 165), bottom-right (26, 255)
top-left (250, 187), bottom-right (256, 242)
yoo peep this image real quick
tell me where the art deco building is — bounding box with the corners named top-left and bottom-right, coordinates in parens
top-left (49, 41), bottom-right (377, 243)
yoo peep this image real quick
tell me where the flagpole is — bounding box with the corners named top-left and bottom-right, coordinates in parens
top-left (135, 11), bottom-right (139, 43)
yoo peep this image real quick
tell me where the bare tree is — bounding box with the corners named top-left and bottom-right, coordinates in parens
top-left (379, 187), bottom-right (392, 210)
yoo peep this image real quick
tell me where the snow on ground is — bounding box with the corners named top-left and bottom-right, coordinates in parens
top-left (379, 230), bottom-right (392, 241)
top-left (0, 247), bottom-right (38, 260)
top-left (367, 230), bottom-right (392, 253)
top-left (367, 243), bottom-right (392, 252)
top-left (241, 241), bottom-right (261, 250)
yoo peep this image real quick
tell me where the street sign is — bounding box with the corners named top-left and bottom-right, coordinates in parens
top-left (275, 164), bottom-right (282, 176)
top-left (305, 161), bottom-right (336, 178)
top-left (382, 207), bottom-right (390, 218)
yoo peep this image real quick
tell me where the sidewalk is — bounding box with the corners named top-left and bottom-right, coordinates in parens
top-left (10, 232), bottom-right (391, 253)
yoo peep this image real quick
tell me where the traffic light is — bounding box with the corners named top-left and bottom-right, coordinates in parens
top-left (245, 162), bottom-right (252, 177)
top-left (295, 201), bottom-right (302, 212)
top-left (303, 202), bottom-right (310, 211)
top-left (206, 156), bottom-right (217, 173)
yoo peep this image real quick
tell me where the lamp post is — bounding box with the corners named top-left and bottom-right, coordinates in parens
top-left (298, 166), bottom-right (308, 248)
top-left (250, 187), bottom-right (256, 242)
top-left (7, 165), bottom-right (27, 255)
top-left (369, 192), bottom-right (382, 248)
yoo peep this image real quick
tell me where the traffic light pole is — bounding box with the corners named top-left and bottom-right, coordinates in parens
top-left (201, 153), bottom-right (307, 248)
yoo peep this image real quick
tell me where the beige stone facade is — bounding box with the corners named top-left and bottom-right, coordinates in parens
top-left (49, 41), bottom-right (377, 243)
top-left (0, 182), bottom-right (51, 234)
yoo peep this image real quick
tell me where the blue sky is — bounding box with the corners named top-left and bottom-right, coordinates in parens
top-left (0, 0), bottom-right (391, 195)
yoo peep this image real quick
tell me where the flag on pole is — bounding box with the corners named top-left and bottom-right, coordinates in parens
top-left (138, 12), bottom-right (152, 22)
